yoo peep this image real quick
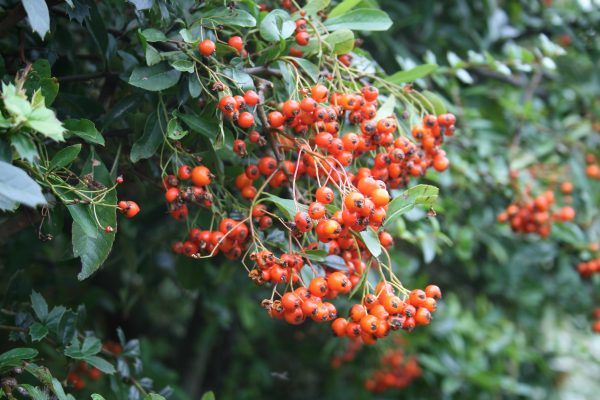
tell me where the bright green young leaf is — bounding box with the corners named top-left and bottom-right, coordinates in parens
top-left (167, 118), bottom-right (188, 140)
top-left (22, 0), bottom-right (50, 39)
top-left (422, 90), bottom-right (447, 115)
top-left (375, 95), bottom-right (396, 122)
top-left (324, 29), bottom-right (355, 55)
top-left (387, 64), bottom-right (439, 84)
top-left (0, 161), bottom-right (46, 211)
top-left (31, 291), bottom-right (48, 321)
top-left (129, 62), bottom-right (181, 91)
top-left (360, 227), bottom-right (382, 257)
top-left (26, 105), bottom-right (66, 141)
top-left (91, 395), bottom-right (106, 400)
top-left (260, 10), bottom-right (295, 42)
top-left (329, 0), bottom-right (362, 17)
top-left (49, 144), bottom-right (81, 171)
top-left (200, 391), bottom-right (215, 400)
top-left (144, 395), bottom-right (167, 400)
top-left (384, 184), bottom-right (439, 227)
top-left (64, 119), bottom-right (105, 145)
top-left (324, 9), bottom-right (392, 32)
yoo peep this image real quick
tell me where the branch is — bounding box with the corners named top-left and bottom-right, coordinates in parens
top-left (244, 66), bottom-right (282, 78)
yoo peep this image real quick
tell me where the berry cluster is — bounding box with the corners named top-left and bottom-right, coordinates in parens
top-left (117, 200), bottom-right (140, 218)
top-left (217, 90), bottom-right (260, 129)
top-left (163, 165), bottom-right (215, 220)
top-left (66, 361), bottom-right (103, 390)
top-left (330, 338), bottom-right (363, 369)
top-left (585, 153), bottom-right (600, 179)
top-left (364, 348), bottom-right (422, 392)
top-left (576, 258), bottom-right (600, 279)
top-left (329, 283), bottom-right (441, 344)
top-left (497, 191), bottom-right (575, 237)
top-left (172, 218), bottom-right (250, 260)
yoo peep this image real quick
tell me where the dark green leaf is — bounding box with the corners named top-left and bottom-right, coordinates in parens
top-left (223, 68), bottom-right (255, 91)
top-left (140, 28), bottom-right (167, 42)
top-left (0, 348), bottom-right (38, 369)
top-left (204, 8), bottom-right (256, 27)
top-left (324, 9), bottom-right (392, 32)
top-left (29, 322), bottom-right (49, 342)
top-left (22, 0), bottom-right (50, 39)
top-left (289, 57), bottom-right (320, 82)
top-left (324, 29), bottom-right (354, 55)
top-left (84, 356), bottom-right (116, 374)
top-left (167, 118), bottom-right (188, 140)
top-left (384, 185), bottom-right (439, 227)
top-left (24, 60), bottom-right (58, 106)
top-left (360, 227), bottom-right (382, 257)
top-left (129, 63), bottom-right (181, 91)
top-left (0, 161), bottom-right (46, 210)
top-left (49, 144), bottom-right (81, 171)
top-left (130, 112), bottom-right (165, 163)
top-left (387, 64), bottom-right (438, 84)
top-left (177, 110), bottom-right (219, 142)
top-left (30, 291), bottom-right (48, 321)
top-left (170, 59), bottom-right (194, 73)
top-left (72, 156), bottom-right (117, 280)
top-left (323, 255), bottom-right (348, 270)
top-left (0, 139), bottom-right (11, 162)
top-left (82, 0), bottom-right (108, 56)
top-left (64, 119), bottom-right (105, 145)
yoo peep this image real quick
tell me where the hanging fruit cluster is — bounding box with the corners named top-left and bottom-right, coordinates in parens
top-left (576, 258), bottom-right (600, 279)
top-left (497, 191), bottom-right (575, 237)
top-left (67, 361), bottom-right (104, 391)
top-left (364, 347), bottom-right (422, 392)
top-left (162, 165), bottom-right (215, 220)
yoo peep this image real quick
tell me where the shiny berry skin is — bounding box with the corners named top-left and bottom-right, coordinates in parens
top-left (295, 18), bottom-right (307, 31)
top-left (316, 186), bottom-right (335, 204)
top-left (178, 165), bottom-right (192, 180)
top-left (308, 202), bottom-right (326, 219)
top-left (191, 165), bottom-right (212, 187)
top-left (425, 284), bottom-right (442, 299)
top-left (165, 187), bottom-right (180, 203)
top-left (331, 317), bottom-right (348, 336)
top-left (311, 84), bottom-right (328, 103)
top-left (295, 31), bottom-right (310, 46)
top-left (198, 39), bottom-right (215, 56)
top-left (268, 111), bottom-right (285, 128)
top-left (237, 112), bottom-right (255, 129)
top-left (228, 36), bottom-right (243, 52)
top-left (244, 90), bottom-right (260, 106)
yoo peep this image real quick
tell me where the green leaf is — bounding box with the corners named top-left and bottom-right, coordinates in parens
top-left (0, 139), bottom-right (10, 161)
top-left (91, 395), bottom-right (106, 400)
top-left (263, 194), bottom-right (307, 220)
top-left (64, 119), bottom-right (105, 145)
top-left (84, 356), bottom-right (115, 374)
top-left (289, 57), bottom-right (320, 82)
top-left (22, 0), bottom-right (50, 39)
top-left (30, 291), bottom-right (48, 321)
top-left (260, 10), bottom-right (295, 42)
top-left (360, 227), bottom-right (382, 257)
top-left (24, 60), bottom-right (59, 106)
top-left (24, 363), bottom-right (53, 386)
top-left (188, 75), bottom-right (202, 98)
top-left (72, 156), bottom-right (117, 280)
top-left (26, 105), bottom-right (65, 141)
top-left (144, 395), bottom-right (167, 400)
top-left (145, 45), bottom-right (161, 66)
top-left (329, 0), bottom-right (361, 17)
top-left (375, 95), bottom-right (396, 122)
top-left (422, 90), bottom-right (447, 115)
top-left (49, 144), bottom-right (81, 171)
top-left (177, 110), bottom-right (220, 142)
top-left (297, 0), bottom-right (330, 17)
top-left (323, 255), bottom-right (348, 270)
top-left (204, 7), bottom-right (256, 27)
top-left (200, 392), bottom-right (215, 400)
top-left (167, 118), bottom-right (188, 140)
top-left (129, 62), bottom-right (181, 91)
top-left (0, 161), bottom-right (46, 210)
top-left (304, 249), bottom-right (328, 262)
top-left (29, 322), bottom-right (49, 342)
top-left (140, 28), bottom-right (167, 42)
top-left (384, 184), bottom-right (439, 227)
top-left (2, 82), bottom-right (32, 118)
top-left (222, 68), bottom-right (255, 91)
top-left (170, 59), bottom-right (195, 73)
top-left (21, 385), bottom-right (49, 400)
top-left (0, 348), bottom-right (38, 369)
top-left (51, 378), bottom-right (69, 400)
top-left (130, 112), bottom-right (166, 163)
top-left (10, 134), bottom-right (39, 163)
top-left (387, 64), bottom-right (438, 84)
top-left (324, 29), bottom-right (354, 55)
top-left (324, 9), bottom-right (392, 32)
top-left (46, 306), bottom-right (66, 334)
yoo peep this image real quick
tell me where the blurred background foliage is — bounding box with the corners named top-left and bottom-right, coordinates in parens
top-left (2, 0), bottom-right (600, 399)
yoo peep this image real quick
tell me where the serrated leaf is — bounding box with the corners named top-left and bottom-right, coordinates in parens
top-left (31, 291), bottom-right (48, 321)
top-left (64, 119), bottom-right (105, 145)
top-left (129, 63), bottom-right (181, 91)
top-left (26, 106), bottom-right (65, 141)
top-left (360, 227), bottom-right (382, 257)
top-left (384, 185), bottom-right (439, 227)
top-left (387, 64), bottom-right (438, 84)
top-left (49, 144), bottom-right (81, 171)
top-left (29, 322), bottom-right (49, 342)
top-left (324, 9), bottom-right (392, 32)
top-left (0, 161), bottom-right (46, 210)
